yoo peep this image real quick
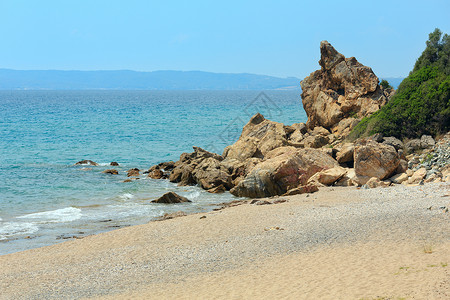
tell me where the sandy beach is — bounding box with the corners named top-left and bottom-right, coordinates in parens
top-left (1, 183), bottom-right (449, 299)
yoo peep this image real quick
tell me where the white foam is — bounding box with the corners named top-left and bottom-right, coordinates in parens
top-left (98, 163), bottom-right (113, 166)
top-left (119, 193), bottom-right (134, 200)
top-left (17, 207), bottom-right (82, 223)
top-left (0, 222), bottom-right (39, 240)
top-left (186, 190), bottom-right (201, 200)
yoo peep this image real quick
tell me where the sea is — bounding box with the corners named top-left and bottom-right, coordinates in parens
top-left (0, 90), bottom-right (306, 255)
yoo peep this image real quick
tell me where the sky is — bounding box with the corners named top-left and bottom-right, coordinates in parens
top-left (0, 0), bottom-right (449, 79)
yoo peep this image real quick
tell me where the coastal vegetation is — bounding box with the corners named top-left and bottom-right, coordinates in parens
top-left (349, 28), bottom-right (450, 140)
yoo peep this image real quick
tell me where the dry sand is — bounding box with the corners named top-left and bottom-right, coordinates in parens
top-left (0, 183), bottom-right (449, 299)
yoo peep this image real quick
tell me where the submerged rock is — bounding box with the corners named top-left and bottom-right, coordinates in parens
top-left (152, 192), bottom-right (191, 204)
top-left (75, 160), bottom-right (98, 166)
top-left (102, 169), bottom-right (119, 175)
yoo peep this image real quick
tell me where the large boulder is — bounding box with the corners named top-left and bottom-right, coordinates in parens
top-left (230, 148), bottom-right (338, 198)
top-left (354, 140), bottom-right (400, 180)
top-left (300, 41), bottom-right (390, 135)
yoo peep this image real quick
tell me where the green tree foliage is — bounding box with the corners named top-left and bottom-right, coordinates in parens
top-left (349, 28), bottom-right (450, 140)
top-left (380, 79), bottom-right (393, 89)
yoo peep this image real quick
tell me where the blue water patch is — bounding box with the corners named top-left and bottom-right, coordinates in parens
top-left (0, 90), bottom-right (306, 254)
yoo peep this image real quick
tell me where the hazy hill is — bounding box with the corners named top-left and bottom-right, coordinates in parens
top-left (0, 69), bottom-right (301, 90)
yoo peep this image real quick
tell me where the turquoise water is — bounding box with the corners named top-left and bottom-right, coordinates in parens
top-left (0, 90), bottom-right (306, 254)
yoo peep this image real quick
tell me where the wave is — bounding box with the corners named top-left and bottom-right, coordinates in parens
top-left (17, 207), bottom-right (82, 223)
top-left (0, 222), bottom-right (39, 240)
top-left (119, 193), bottom-right (134, 200)
top-left (186, 190), bottom-right (201, 200)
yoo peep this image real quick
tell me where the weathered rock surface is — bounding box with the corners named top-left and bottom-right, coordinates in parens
top-left (354, 140), bottom-right (400, 180)
top-left (152, 192), bottom-right (191, 204)
top-left (300, 41), bottom-right (390, 135)
top-left (230, 148), bottom-right (337, 198)
top-left (110, 162), bottom-right (119, 166)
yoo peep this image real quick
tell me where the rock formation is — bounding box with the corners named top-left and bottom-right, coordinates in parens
top-left (152, 192), bottom-right (191, 204)
top-left (301, 41), bottom-right (392, 135)
top-left (144, 41), bottom-right (448, 198)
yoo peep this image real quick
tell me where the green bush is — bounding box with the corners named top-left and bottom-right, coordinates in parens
top-left (380, 79), bottom-right (393, 89)
top-left (349, 28), bottom-right (450, 140)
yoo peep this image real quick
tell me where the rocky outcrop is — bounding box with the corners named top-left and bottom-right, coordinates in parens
top-left (152, 192), bottom-right (191, 204)
top-left (300, 41), bottom-right (391, 135)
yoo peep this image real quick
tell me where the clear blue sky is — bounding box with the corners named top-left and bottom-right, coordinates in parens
top-left (0, 0), bottom-right (449, 78)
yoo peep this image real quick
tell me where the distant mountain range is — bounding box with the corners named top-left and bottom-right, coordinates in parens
top-left (0, 69), bottom-right (301, 90)
top-left (0, 69), bottom-right (403, 90)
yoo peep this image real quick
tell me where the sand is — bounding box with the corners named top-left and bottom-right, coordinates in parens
top-left (0, 183), bottom-right (449, 299)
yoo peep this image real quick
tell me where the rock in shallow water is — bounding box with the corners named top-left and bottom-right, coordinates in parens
top-left (75, 160), bottom-right (98, 166)
top-left (152, 192), bottom-right (191, 204)
top-left (102, 169), bottom-right (118, 175)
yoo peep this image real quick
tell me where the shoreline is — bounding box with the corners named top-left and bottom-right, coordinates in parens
top-left (1, 182), bottom-right (449, 299)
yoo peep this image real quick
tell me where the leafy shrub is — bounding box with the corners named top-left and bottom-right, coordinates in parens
top-left (380, 79), bottom-right (393, 89)
top-left (349, 29), bottom-right (450, 140)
